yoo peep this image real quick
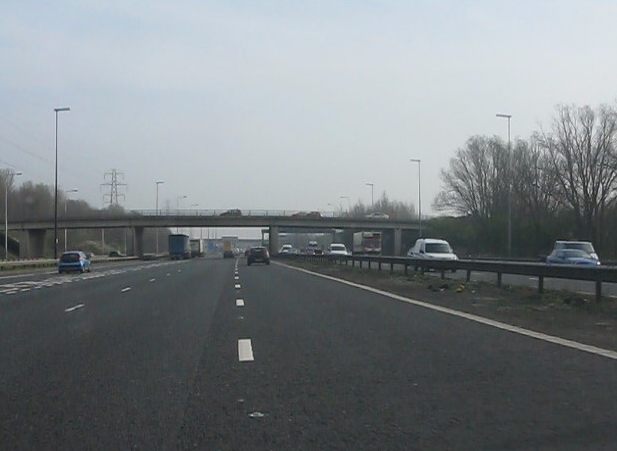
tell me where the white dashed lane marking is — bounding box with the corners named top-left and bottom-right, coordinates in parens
top-left (149, 278), bottom-right (155, 282)
top-left (236, 299), bottom-right (244, 307)
top-left (65, 304), bottom-right (85, 313)
top-left (121, 287), bottom-right (131, 293)
top-left (238, 339), bottom-right (254, 362)
top-left (235, 284), bottom-right (241, 289)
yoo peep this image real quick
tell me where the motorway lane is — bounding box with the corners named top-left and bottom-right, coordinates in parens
top-left (3, 256), bottom-right (617, 450)
top-left (178, 259), bottom-right (617, 450)
top-left (0, 257), bottom-right (232, 450)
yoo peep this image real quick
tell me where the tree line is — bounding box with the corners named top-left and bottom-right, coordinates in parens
top-left (0, 175), bottom-right (168, 257)
top-left (432, 103), bottom-right (617, 258)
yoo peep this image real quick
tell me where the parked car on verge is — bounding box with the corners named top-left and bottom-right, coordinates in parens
top-left (546, 249), bottom-right (600, 266)
top-left (365, 212), bottom-right (390, 219)
top-left (553, 240), bottom-right (598, 261)
top-left (58, 251), bottom-right (91, 274)
top-left (247, 246), bottom-right (270, 266)
top-left (328, 243), bottom-right (349, 256)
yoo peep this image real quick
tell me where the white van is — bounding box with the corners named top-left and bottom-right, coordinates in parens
top-left (407, 238), bottom-right (458, 261)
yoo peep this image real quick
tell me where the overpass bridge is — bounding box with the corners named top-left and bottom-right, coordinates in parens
top-left (7, 210), bottom-right (420, 258)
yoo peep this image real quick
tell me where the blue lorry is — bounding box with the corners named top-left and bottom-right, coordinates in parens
top-left (168, 234), bottom-right (191, 260)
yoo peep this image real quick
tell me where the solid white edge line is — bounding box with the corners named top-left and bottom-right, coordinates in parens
top-left (236, 299), bottom-right (245, 307)
top-left (274, 261), bottom-right (617, 361)
top-left (238, 339), bottom-right (254, 361)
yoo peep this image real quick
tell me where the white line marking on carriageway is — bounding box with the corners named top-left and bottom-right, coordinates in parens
top-left (65, 304), bottom-right (85, 313)
top-left (149, 278), bottom-right (155, 282)
top-left (236, 299), bottom-right (244, 307)
top-left (235, 284), bottom-right (241, 289)
top-left (121, 287), bottom-right (131, 292)
top-left (275, 261), bottom-right (617, 361)
top-left (238, 339), bottom-right (254, 361)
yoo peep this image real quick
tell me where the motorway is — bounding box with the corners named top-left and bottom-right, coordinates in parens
top-left (1, 257), bottom-right (617, 450)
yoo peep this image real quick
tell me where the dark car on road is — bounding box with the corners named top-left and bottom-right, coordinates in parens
top-left (58, 251), bottom-right (92, 274)
top-left (247, 246), bottom-right (270, 266)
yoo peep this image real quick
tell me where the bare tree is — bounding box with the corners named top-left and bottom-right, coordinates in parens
top-left (538, 104), bottom-right (617, 243)
top-left (433, 135), bottom-right (509, 219)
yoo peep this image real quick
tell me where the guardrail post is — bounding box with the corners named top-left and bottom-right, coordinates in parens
top-left (368, 260), bottom-right (371, 271)
top-left (359, 260), bottom-right (362, 269)
top-left (596, 278), bottom-right (602, 303)
top-left (538, 275), bottom-right (544, 294)
top-left (497, 272), bottom-right (502, 288)
top-left (352, 259), bottom-right (355, 268)
top-left (466, 270), bottom-right (471, 282)
top-left (404, 262), bottom-right (408, 276)
top-left (378, 261), bottom-right (381, 271)
top-left (390, 262), bottom-right (394, 274)
top-left (440, 269), bottom-right (445, 280)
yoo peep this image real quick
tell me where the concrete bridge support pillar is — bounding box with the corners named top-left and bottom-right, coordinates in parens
top-left (133, 227), bottom-right (144, 259)
top-left (269, 226), bottom-right (279, 256)
top-left (394, 228), bottom-right (402, 256)
top-left (27, 229), bottom-right (47, 259)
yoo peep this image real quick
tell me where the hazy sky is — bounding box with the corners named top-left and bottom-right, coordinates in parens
top-left (2, 0), bottom-right (617, 218)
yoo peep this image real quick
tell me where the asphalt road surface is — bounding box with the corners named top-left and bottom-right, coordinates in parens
top-left (1, 256), bottom-right (617, 450)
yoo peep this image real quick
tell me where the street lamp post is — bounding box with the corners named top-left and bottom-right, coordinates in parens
top-left (340, 196), bottom-right (350, 215)
top-left (365, 183), bottom-right (374, 213)
top-left (496, 113), bottom-right (512, 257)
top-left (63, 188), bottom-right (78, 251)
top-left (176, 195), bottom-right (187, 233)
top-left (54, 107), bottom-right (70, 259)
top-left (155, 181), bottom-right (164, 255)
top-left (5, 171), bottom-right (22, 261)
top-left (190, 203), bottom-right (199, 238)
top-left (410, 159), bottom-right (422, 237)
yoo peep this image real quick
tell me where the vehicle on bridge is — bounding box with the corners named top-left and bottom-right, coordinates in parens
top-left (292, 211), bottom-right (321, 218)
top-left (365, 212), bottom-right (390, 219)
top-left (168, 234), bottom-right (191, 260)
top-left (219, 209), bottom-right (242, 217)
top-left (352, 231), bottom-right (382, 255)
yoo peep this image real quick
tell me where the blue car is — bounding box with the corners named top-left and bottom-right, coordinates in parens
top-left (545, 249), bottom-right (600, 266)
top-left (58, 251), bottom-right (92, 274)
